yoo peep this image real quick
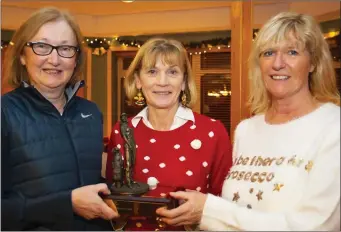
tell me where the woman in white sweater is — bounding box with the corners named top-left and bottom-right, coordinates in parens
top-left (156, 12), bottom-right (340, 231)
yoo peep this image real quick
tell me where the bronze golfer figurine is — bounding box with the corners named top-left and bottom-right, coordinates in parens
top-left (104, 113), bottom-right (179, 222)
top-left (110, 113), bottom-right (149, 195)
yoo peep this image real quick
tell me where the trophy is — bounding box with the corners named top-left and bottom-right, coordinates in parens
top-left (102, 113), bottom-right (179, 229)
top-left (110, 113), bottom-right (149, 195)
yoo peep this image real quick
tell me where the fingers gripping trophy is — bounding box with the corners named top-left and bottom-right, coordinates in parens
top-left (111, 113), bottom-right (149, 195)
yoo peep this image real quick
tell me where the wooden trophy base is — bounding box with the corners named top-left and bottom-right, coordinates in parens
top-left (102, 183), bottom-right (180, 218)
top-left (102, 193), bottom-right (179, 218)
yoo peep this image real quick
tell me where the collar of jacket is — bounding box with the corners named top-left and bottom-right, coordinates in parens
top-left (19, 80), bottom-right (85, 114)
top-left (21, 80), bottom-right (84, 102)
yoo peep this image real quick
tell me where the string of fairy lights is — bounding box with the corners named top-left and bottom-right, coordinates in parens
top-left (1, 35), bottom-right (236, 54)
top-left (1, 31), bottom-right (340, 61)
top-left (83, 36), bottom-right (233, 56)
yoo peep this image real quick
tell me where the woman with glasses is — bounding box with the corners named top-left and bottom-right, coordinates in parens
top-left (1, 7), bottom-right (118, 230)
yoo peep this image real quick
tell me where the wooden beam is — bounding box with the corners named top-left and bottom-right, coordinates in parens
top-left (315, 9), bottom-right (340, 22)
top-left (106, 51), bottom-right (112, 137)
top-left (230, 0), bottom-right (253, 141)
top-left (109, 47), bottom-right (138, 52)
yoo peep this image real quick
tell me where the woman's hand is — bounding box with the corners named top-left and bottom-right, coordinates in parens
top-left (156, 190), bottom-right (207, 226)
top-left (71, 183), bottom-right (119, 220)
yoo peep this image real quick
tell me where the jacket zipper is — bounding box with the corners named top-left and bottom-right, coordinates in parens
top-left (29, 81), bottom-right (85, 186)
top-left (60, 81), bottom-right (85, 186)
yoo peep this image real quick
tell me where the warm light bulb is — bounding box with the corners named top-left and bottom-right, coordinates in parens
top-left (121, 0), bottom-right (135, 2)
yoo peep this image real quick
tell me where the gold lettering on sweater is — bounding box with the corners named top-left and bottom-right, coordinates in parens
top-left (235, 155), bottom-right (287, 167)
top-left (226, 171), bottom-right (275, 183)
top-left (229, 154), bottom-right (306, 184)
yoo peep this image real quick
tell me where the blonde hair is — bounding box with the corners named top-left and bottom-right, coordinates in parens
top-left (124, 37), bottom-right (197, 108)
top-left (248, 12), bottom-right (340, 114)
top-left (4, 7), bottom-right (85, 88)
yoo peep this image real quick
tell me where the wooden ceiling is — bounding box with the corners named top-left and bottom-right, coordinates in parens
top-left (2, 1), bottom-right (282, 16)
top-left (2, 1), bottom-right (338, 36)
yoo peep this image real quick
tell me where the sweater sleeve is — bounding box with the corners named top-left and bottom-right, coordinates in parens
top-left (200, 124), bottom-right (340, 231)
top-left (1, 109), bottom-right (74, 230)
top-left (208, 121), bottom-right (233, 196)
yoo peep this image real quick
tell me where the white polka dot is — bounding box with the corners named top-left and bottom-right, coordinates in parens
top-left (144, 156), bottom-right (150, 161)
top-left (202, 161), bottom-right (208, 167)
top-left (211, 119), bottom-right (216, 122)
top-left (150, 138), bottom-right (156, 143)
top-left (159, 163), bottom-right (166, 168)
top-left (122, 156), bottom-right (124, 160)
top-left (207, 184), bottom-right (210, 188)
top-left (142, 169), bottom-right (149, 173)
top-left (136, 144), bottom-right (138, 148)
top-left (160, 193), bottom-right (167, 197)
top-left (179, 156), bottom-right (186, 162)
top-left (196, 187), bottom-right (201, 191)
top-left (116, 144), bottom-right (121, 149)
top-left (186, 170), bottom-right (193, 176)
top-left (206, 174), bottom-right (210, 179)
top-left (190, 125), bottom-right (196, 129)
top-left (174, 144), bottom-right (180, 149)
top-left (114, 130), bottom-right (119, 134)
top-left (190, 139), bottom-right (202, 149)
top-left (147, 177), bottom-right (159, 190)
top-left (208, 131), bottom-right (214, 138)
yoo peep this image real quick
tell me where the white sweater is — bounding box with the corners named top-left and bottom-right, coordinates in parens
top-left (200, 103), bottom-right (340, 231)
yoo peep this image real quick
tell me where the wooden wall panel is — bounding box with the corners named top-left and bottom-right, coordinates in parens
top-left (230, 1), bottom-right (253, 141)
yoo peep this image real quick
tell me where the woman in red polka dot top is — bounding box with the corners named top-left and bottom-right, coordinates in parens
top-left (106, 37), bottom-right (232, 230)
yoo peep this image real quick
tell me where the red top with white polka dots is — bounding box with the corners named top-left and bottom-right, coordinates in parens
top-left (106, 112), bottom-right (232, 230)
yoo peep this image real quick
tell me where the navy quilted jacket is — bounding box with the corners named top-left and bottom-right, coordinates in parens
top-left (1, 82), bottom-right (111, 230)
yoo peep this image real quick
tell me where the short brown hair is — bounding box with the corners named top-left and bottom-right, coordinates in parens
top-left (248, 12), bottom-right (340, 114)
top-left (4, 7), bottom-right (85, 88)
top-left (124, 37), bottom-right (197, 108)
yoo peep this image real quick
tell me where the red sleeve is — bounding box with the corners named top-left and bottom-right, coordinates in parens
top-left (208, 121), bottom-right (233, 196)
top-left (105, 123), bottom-right (120, 183)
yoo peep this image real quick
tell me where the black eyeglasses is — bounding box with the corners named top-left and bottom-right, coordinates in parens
top-left (25, 42), bottom-right (79, 58)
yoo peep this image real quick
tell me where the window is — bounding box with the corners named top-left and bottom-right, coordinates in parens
top-left (201, 52), bottom-right (231, 70)
top-left (201, 74), bottom-right (231, 133)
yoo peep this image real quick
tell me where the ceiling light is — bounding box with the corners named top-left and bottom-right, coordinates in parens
top-left (121, 0), bottom-right (135, 3)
